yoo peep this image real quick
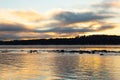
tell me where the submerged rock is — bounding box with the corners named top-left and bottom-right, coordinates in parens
top-left (29, 50), bottom-right (39, 53)
top-left (100, 53), bottom-right (104, 56)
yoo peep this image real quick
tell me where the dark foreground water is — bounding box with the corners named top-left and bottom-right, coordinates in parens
top-left (0, 45), bottom-right (120, 80)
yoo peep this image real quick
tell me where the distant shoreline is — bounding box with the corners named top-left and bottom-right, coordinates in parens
top-left (0, 45), bottom-right (120, 47)
top-left (0, 35), bottom-right (120, 45)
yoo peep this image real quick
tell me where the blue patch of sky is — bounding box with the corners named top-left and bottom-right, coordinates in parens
top-left (0, 0), bottom-right (102, 12)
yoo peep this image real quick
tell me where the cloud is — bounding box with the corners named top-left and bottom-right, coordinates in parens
top-left (91, 0), bottom-right (120, 22)
top-left (105, 1), bottom-right (120, 7)
top-left (92, 0), bottom-right (120, 13)
top-left (51, 10), bottom-right (112, 24)
top-left (94, 0), bottom-right (120, 8)
top-left (35, 21), bottom-right (116, 33)
top-left (0, 9), bottom-right (45, 24)
top-left (0, 31), bottom-right (54, 40)
top-left (0, 9), bottom-right (118, 40)
top-left (0, 22), bottom-right (29, 32)
top-left (98, 24), bottom-right (115, 31)
top-left (12, 10), bottom-right (45, 22)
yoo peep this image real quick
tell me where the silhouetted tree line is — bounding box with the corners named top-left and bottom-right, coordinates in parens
top-left (0, 35), bottom-right (120, 45)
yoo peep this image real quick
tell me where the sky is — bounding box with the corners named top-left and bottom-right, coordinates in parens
top-left (0, 0), bottom-right (120, 40)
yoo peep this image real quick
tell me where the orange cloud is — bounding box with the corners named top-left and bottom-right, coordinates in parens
top-left (105, 1), bottom-right (120, 7)
top-left (12, 10), bottom-right (45, 22)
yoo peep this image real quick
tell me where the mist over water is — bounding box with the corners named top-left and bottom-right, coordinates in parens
top-left (0, 45), bottom-right (120, 80)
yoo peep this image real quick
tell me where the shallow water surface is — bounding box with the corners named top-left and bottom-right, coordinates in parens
top-left (0, 45), bottom-right (120, 80)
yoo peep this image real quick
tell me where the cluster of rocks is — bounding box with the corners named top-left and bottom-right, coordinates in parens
top-left (0, 49), bottom-right (120, 56)
top-left (52, 50), bottom-right (120, 55)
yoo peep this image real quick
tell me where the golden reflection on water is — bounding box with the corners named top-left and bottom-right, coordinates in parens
top-left (0, 53), bottom-right (56, 80)
top-left (0, 52), bottom-right (120, 80)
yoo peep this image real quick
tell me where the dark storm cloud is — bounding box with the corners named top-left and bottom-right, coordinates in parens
top-left (98, 25), bottom-right (115, 31)
top-left (52, 11), bottom-right (112, 24)
top-left (0, 23), bottom-right (28, 32)
top-left (35, 24), bottom-right (115, 33)
top-left (0, 33), bottom-right (22, 40)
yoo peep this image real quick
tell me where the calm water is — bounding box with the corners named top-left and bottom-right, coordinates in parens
top-left (0, 45), bottom-right (120, 80)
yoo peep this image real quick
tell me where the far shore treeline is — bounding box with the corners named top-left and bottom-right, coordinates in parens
top-left (0, 35), bottom-right (120, 45)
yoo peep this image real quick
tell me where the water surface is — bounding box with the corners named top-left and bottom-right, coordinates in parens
top-left (0, 45), bottom-right (120, 80)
